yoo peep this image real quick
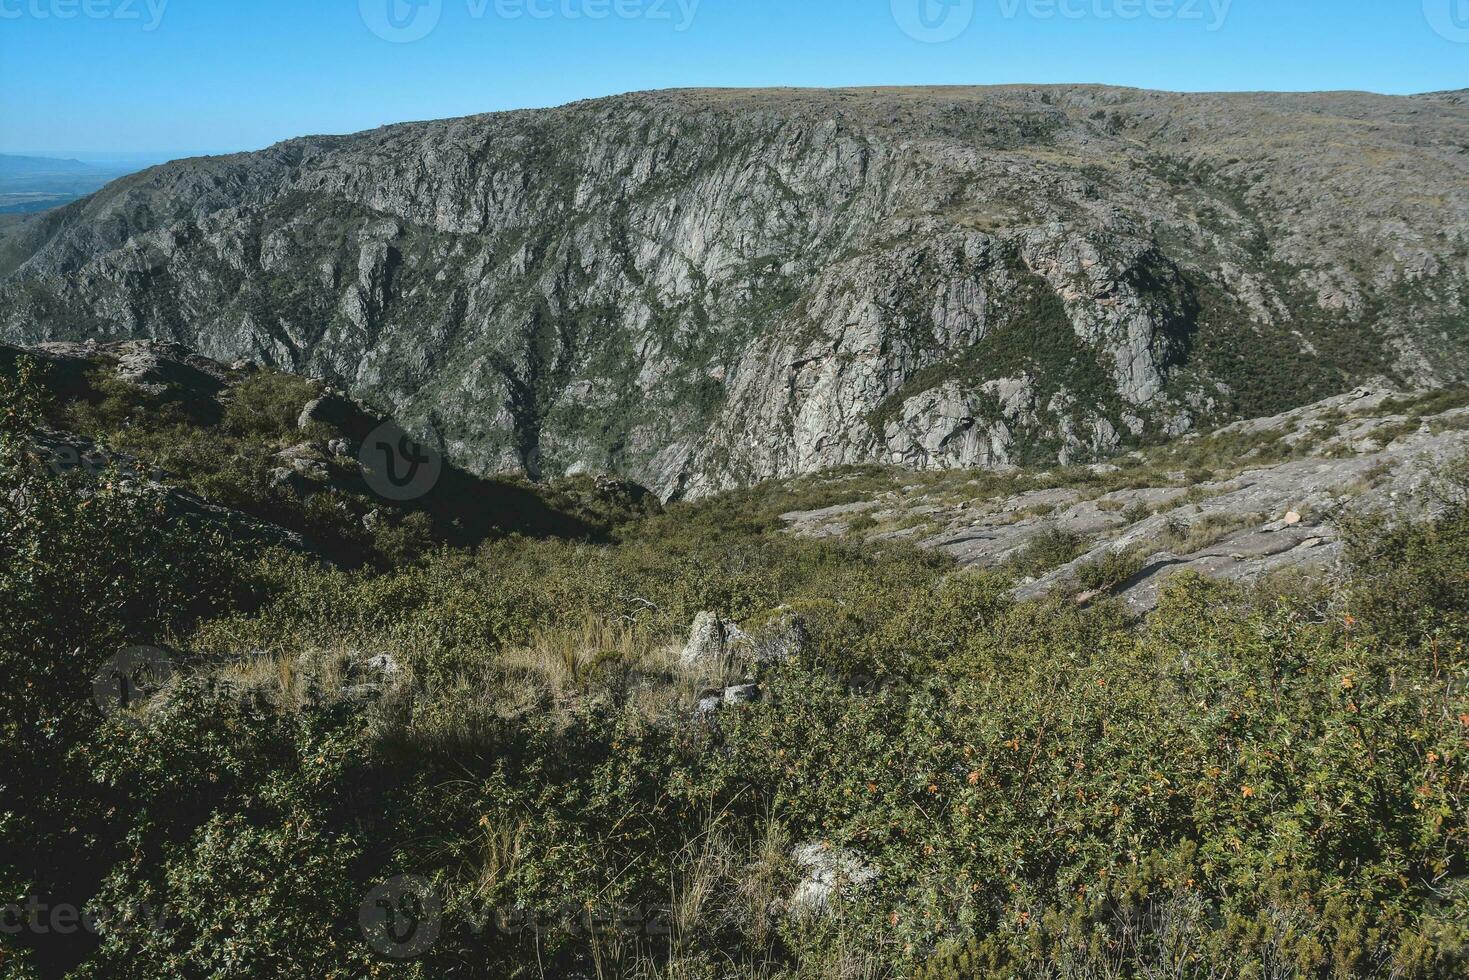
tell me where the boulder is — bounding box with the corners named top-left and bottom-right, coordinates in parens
top-left (692, 683), bottom-right (761, 722)
top-left (723, 683), bottom-right (761, 705)
top-left (692, 694), bottom-right (724, 722)
top-left (679, 612), bottom-right (745, 667)
top-left (364, 653), bottom-right (401, 677)
top-left (738, 608), bottom-right (809, 663)
top-left (681, 609), bottom-right (807, 668)
top-left (298, 392), bottom-right (379, 442)
top-left (274, 443), bottom-right (331, 482)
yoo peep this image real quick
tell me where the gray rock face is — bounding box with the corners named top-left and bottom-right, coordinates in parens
top-left (739, 609), bottom-right (809, 664)
top-left (3, 87), bottom-right (1465, 499)
top-left (783, 386), bottom-right (1469, 611)
top-left (298, 392), bottom-right (378, 443)
top-left (680, 609), bottom-right (807, 668)
top-left (679, 611), bottom-right (743, 668)
top-left (5, 338), bottom-right (230, 424)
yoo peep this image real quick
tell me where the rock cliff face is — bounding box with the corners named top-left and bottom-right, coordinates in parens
top-left (1, 86), bottom-right (1466, 498)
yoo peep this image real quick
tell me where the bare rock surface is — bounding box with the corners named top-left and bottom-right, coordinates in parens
top-left (782, 386), bottom-right (1469, 611)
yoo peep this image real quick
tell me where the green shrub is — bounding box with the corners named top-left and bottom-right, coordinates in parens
top-left (1073, 549), bottom-right (1145, 593)
top-left (8, 349), bottom-right (1469, 978)
top-left (222, 370), bottom-right (321, 440)
top-left (1005, 526), bottom-right (1085, 579)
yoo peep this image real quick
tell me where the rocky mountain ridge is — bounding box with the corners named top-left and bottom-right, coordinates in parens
top-left (2, 86), bottom-right (1466, 498)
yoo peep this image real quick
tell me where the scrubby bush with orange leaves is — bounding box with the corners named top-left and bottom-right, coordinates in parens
top-left (4, 352), bottom-right (1467, 978)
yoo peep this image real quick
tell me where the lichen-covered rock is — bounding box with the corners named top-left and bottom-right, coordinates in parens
top-left (722, 683), bottom-right (761, 705)
top-left (679, 612), bottom-right (735, 668)
top-left (691, 683), bottom-right (762, 723)
top-left (735, 609), bottom-right (809, 664)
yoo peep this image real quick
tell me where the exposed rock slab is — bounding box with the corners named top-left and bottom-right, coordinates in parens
top-left (783, 387), bottom-right (1469, 611)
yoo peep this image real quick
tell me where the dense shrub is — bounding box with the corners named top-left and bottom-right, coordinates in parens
top-left (5, 353), bottom-right (1468, 978)
top-left (1, 362), bottom-right (267, 977)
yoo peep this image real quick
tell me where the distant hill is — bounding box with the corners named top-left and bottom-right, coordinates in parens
top-left (0, 154), bottom-right (107, 178)
top-left (0, 154), bottom-right (143, 214)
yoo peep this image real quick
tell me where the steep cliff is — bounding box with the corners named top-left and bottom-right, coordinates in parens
top-left (2, 86), bottom-right (1466, 497)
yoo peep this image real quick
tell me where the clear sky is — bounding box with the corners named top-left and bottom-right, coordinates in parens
top-left (1, 0), bottom-right (1465, 156)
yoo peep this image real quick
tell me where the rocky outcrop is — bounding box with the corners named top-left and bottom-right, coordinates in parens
top-left (21, 426), bottom-right (315, 556)
top-left (680, 612), bottom-right (745, 668)
top-left (2, 87), bottom-right (1464, 499)
top-left (1, 339), bottom-right (632, 551)
top-left (680, 609), bottom-right (807, 668)
top-left (782, 385), bottom-right (1469, 612)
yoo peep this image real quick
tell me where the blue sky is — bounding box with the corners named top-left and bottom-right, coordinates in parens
top-left (1, 0), bottom-right (1465, 156)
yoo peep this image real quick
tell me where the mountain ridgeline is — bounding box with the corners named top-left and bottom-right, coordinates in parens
top-left (1, 86), bottom-right (1466, 498)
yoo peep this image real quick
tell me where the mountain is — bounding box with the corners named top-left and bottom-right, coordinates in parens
top-left (779, 383), bottom-right (1469, 612)
top-left (0, 85), bottom-right (1466, 499)
top-left (0, 155), bottom-right (102, 178)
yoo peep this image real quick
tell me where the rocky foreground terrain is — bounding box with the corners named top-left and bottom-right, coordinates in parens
top-left (781, 384), bottom-right (1469, 611)
top-left (1, 86), bottom-right (1466, 498)
top-left (5, 347), bottom-right (1468, 979)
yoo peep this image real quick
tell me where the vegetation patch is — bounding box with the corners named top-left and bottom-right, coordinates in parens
top-left (3, 357), bottom-right (1468, 980)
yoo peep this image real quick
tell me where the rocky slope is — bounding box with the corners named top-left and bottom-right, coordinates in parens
top-left (2, 339), bottom-right (658, 563)
top-left (780, 385), bottom-right (1469, 611)
top-left (1, 86), bottom-right (1466, 498)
